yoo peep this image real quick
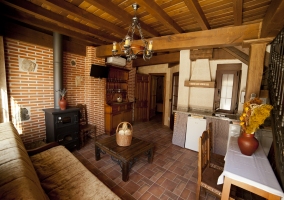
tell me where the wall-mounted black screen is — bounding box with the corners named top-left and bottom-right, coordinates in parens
top-left (90, 64), bottom-right (109, 78)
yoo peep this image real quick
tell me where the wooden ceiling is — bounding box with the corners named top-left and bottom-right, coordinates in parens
top-left (1, 0), bottom-right (284, 59)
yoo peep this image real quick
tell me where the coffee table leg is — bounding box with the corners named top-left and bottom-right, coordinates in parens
top-left (95, 145), bottom-right (101, 161)
top-left (122, 162), bottom-right (129, 182)
top-left (148, 147), bottom-right (154, 163)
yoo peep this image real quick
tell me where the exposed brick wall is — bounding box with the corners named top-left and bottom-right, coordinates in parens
top-left (4, 38), bottom-right (53, 143)
top-left (4, 38), bottom-right (106, 144)
top-left (85, 46), bottom-right (106, 135)
top-left (126, 61), bottom-right (136, 102)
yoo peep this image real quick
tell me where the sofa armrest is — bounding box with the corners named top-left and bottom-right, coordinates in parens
top-left (27, 142), bottom-right (59, 156)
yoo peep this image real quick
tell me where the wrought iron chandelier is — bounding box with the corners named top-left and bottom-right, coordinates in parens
top-left (112, 3), bottom-right (153, 62)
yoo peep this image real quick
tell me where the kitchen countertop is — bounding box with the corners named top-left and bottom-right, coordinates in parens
top-left (173, 108), bottom-right (240, 123)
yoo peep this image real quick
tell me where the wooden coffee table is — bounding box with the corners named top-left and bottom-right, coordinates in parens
top-left (94, 135), bottom-right (154, 182)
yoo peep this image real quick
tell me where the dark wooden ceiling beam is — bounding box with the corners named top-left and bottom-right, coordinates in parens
top-left (183, 0), bottom-right (210, 30)
top-left (233, 0), bottom-right (243, 26)
top-left (260, 0), bottom-right (284, 38)
top-left (96, 23), bottom-right (261, 57)
top-left (84, 0), bottom-right (159, 37)
top-left (0, 5), bottom-right (105, 45)
top-left (1, 0), bottom-right (120, 43)
top-left (135, 0), bottom-right (183, 34)
top-left (132, 52), bottom-right (180, 67)
top-left (2, 21), bottom-right (86, 56)
top-left (35, 0), bottom-right (126, 38)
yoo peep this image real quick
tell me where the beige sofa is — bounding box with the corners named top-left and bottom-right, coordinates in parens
top-left (0, 122), bottom-right (120, 200)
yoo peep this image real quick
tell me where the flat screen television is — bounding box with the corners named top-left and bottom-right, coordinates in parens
top-left (90, 64), bottom-right (109, 78)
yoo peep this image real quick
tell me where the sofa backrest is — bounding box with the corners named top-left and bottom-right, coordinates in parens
top-left (0, 122), bottom-right (48, 199)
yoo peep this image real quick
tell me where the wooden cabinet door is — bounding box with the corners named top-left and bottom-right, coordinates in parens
top-left (112, 112), bottom-right (122, 134)
top-left (122, 110), bottom-right (132, 123)
top-left (135, 73), bottom-right (150, 122)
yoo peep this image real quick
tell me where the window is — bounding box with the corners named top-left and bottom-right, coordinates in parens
top-left (213, 64), bottom-right (242, 114)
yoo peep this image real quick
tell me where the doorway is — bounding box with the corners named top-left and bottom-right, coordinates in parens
top-left (149, 74), bottom-right (165, 123)
top-left (134, 73), bottom-right (165, 124)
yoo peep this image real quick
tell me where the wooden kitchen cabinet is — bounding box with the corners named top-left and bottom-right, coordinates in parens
top-left (105, 66), bottom-right (133, 135)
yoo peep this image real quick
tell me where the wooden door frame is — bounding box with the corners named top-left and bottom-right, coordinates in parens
top-left (149, 73), bottom-right (166, 124)
top-left (170, 72), bottom-right (179, 130)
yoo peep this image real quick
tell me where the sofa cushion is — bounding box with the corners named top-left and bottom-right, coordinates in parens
top-left (30, 145), bottom-right (121, 200)
top-left (0, 122), bottom-right (48, 200)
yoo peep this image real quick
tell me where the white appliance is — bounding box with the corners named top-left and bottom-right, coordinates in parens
top-left (185, 116), bottom-right (207, 152)
top-left (106, 57), bottom-right (126, 67)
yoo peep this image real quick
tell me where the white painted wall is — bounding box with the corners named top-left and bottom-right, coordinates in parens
top-left (188, 59), bottom-right (247, 113)
top-left (136, 52), bottom-right (248, 127)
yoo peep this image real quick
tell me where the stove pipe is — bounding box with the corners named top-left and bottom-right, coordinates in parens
top-left (53, 32), bottom-right (63, 109)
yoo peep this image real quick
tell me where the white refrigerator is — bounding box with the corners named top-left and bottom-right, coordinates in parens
top-left (184, 116), bottom-right (207, 152)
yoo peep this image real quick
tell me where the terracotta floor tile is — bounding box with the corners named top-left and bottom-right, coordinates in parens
top-left (111, 185), bottom-right (126, 197)
top-left (180, 188), bottom-right (191, 199)
top-left (137, 183), bottom-right (151, 194)
top-left (139, 191), bottom-right (153, 200)
top-left (140, 168), bottom-right (155, 179)
top-left (148, 183), bottom-right (165, 198)
top-left (122, 181), bottom-right (140, 195)
top-left (156, 176), bottom-right (166, 185)
top-left (161, 178), bottom-right (178, 192)
top-left (163, 170), bottom-right (178, 180)
top-left (107, 169), bottom-right (121, 180)
top-left (73, 114), bottom-right (220, 200)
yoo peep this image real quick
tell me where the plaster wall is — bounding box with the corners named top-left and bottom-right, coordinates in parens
top-left (188, 59), bottom-right (248, 113)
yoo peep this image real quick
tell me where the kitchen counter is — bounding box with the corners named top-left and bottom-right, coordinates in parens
top-left (173, 108), bottom-right (240, 123)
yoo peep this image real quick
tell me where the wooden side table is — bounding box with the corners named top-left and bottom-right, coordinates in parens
top-left (95, 135), bottom-right (154, 181)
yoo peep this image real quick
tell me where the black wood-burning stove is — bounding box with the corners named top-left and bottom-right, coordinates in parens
top-left (43, 108), bottom-right (80, 150)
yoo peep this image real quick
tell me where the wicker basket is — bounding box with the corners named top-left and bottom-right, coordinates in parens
top-left (116, 122), bottom-right (133, 146)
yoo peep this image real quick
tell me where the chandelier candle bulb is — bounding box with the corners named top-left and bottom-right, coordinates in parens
top-left (125, 36), bottom-right (130, 46)
top-left (148, 40), bottom-right (153, 50)
top-left (113, 42), bottom-right (117, 50)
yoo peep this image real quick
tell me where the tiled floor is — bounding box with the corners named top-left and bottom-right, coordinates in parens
top-left (72, 114), bottom-right (215, 200)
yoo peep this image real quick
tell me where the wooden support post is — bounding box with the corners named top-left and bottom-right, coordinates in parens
top-left (245, 43), bottom-right (267, 101)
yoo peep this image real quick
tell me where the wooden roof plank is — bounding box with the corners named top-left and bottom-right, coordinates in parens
top-left (135, 0), bottom-right (184, 34)
top-left (35, 0), bottom-right (126, 38)
top-left (0, 4), bottom-right (105, 45)
top-left (183, 0), bottom-right (210, 30)
top-left (260, 0), bottom-right (284, 38)
top-left (1, 0), bottom-right (120, 43)
top-left (233, 0), bottom-right (243, 25)
top-left (84, 0), bottom-right (159, 37)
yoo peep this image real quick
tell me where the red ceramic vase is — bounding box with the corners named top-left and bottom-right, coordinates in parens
top-left (59, 97), bottom-right (67, 110)
top-left (238, 133), bottom-right (259, 156)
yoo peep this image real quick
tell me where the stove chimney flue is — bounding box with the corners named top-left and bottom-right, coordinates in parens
top-left (53, 32), bottom-right (63, 109)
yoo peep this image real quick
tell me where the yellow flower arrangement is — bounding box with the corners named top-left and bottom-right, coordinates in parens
top-left (239, 97), bottom-right (273, 134)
